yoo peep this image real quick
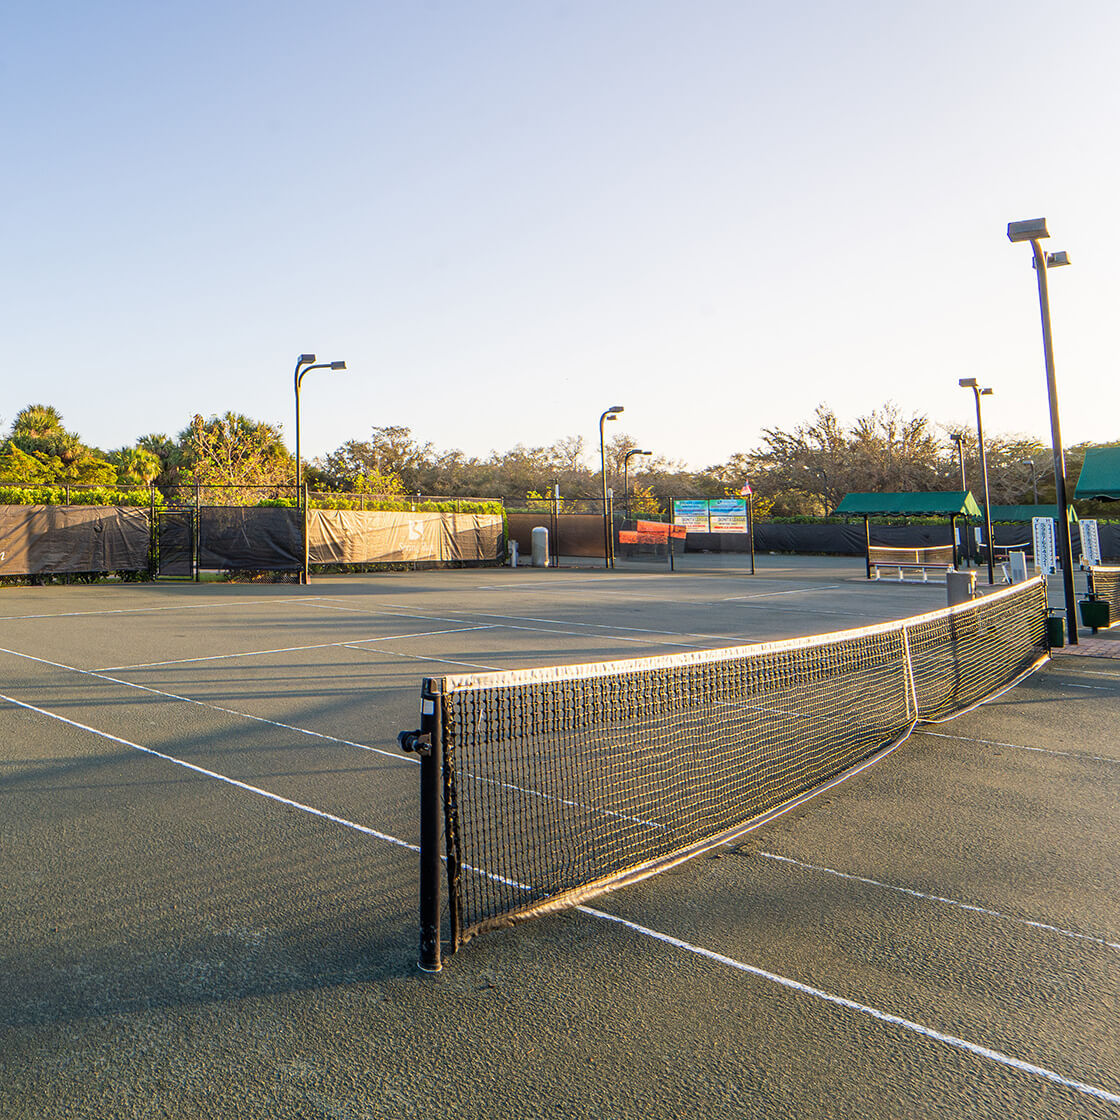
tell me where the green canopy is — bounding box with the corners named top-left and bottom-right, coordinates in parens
top-left (834, 491), bottom-right (982, 518)
top-left (1074, 446), bottom-right (1120, 501)
top-left (988, 504), bottom-right (1077, 523)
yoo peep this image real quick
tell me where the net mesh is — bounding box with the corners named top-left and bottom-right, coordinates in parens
top-left (431, 578), bottom-right (1048, 947)
top-left (1088, 566), bottom-right (1120, 628)
top-left (868, 544), bottom-right (955, 566)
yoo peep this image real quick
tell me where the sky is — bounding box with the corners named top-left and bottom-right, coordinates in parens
top-left (5, 1), bottom-right (1119, 473)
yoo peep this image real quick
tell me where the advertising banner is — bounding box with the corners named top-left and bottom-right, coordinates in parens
top-left (672, 500), bottom-right (710, 532)
top-left (708, 498), bottom-right (748, 532)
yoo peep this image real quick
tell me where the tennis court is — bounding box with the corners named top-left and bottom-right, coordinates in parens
top-left (2, 557), bottom-right (1118, 1118)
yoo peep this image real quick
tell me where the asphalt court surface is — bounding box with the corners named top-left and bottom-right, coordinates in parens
top-left (1, 557), bottom-right (1118, 1118)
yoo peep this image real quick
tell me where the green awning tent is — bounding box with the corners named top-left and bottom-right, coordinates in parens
top-left (989, 505), bottom-right (1077, 523)
top-left (834, 491), bottom-right (982, 518)
top-left (1073, 446), bottom-right (1120, 502)
top-left (834, 492), bottom-right (982, 578)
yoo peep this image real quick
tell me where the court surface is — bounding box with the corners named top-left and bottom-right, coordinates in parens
top-left (1, 556), bottom-right (1117, 1119)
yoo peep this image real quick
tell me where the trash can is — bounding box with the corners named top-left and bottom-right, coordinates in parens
top-left (531, 526), bottom-right (550, 567)
top-left (1046, 614), bottom-right (1065, 649)
top-left (1079, 598), bottom-right (1110, 632)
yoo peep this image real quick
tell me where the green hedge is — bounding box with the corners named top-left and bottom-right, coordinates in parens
top-left (0, 486), bottom-right (161, 506)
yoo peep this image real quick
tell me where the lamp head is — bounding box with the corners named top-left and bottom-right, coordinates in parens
top-left (1047, 250), bottom-right (1071, 267)
top-left (1007, 218), bottom-right (1049, 243)
top-left (298, 353), bottom-right (317, 365)
top-left (329, 360), bottom-right (347, 370)
top-left (980, 387), bottom-right (993, 396)
top-left (958, 378), bottom-right (978, 389)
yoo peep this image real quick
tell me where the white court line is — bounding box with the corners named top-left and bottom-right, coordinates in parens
top-left (312, 597), bottom-right (776, 642)
top-left (579, 906), bottom-right (1120, 1108)
top-left (919, 730), bottom-right (1120, 766)
top-left (756, 852), bottom-right (1120, 952)
top-left (721, 585), bottom-right (841, 602)
top-left (0, 645), bottom-right (414, 766)
top-left (5, 694), bottom-right (1116, 1107)
top-left (0, 597), bottom-right (321, 623)
top-left (0, 692), bottom-right (417, 854)
top-left (345, 645), bottom-right (504, 673)
top-left (94, 626), bottom-right (499, 671)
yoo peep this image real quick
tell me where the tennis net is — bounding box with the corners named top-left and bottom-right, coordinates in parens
top-left (401, 577), bottom-right (1048, 967)
top-left (1087, 566), bottom-right (1120, 629)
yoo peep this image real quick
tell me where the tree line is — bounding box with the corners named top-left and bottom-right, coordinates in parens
top-left (1, 400), bottom-right (1114, 516)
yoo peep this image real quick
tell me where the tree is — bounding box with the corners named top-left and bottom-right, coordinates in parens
top-left (178, 412), bottom-right (293, 494)
top-left (8, 404), bottom-right (82, 464)
top-left (108, 447), bottom-right (162, 488)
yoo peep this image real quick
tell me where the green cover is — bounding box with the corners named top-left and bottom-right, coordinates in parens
top-left (1074, 446), bottom-right (1120, 501)
top-left (989, 505), bottom-right (1077, 523)
top-left (834, 491), bottom-right (982, 517)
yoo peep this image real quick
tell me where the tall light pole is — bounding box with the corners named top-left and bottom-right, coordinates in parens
top-left (600, 405), bottom-right (623, 569)
top-left (623, 449), bottom-right (651, 519)
top-left (294, 354), bottom-right (348, 490)
top-left (1007, 217), bottom-right (1076, 644)
top-left (294, 353), bottom-right (347, 585)
top-left (1020, 459), bottom-right (1039, 505)
top-left (959, 379), bottom-right (995, 586)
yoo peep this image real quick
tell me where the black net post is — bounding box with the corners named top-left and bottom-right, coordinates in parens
top-left (864, 516), bottom-right (872, 579)
top-left (417, 682), bottom-right (444, 972)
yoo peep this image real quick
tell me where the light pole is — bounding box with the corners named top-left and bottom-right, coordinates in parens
top-left (623, 449), bottom-right (651, 519)
top-left (1007, 217), bottom-right (1076, 644)
top-left (294, 353), bottom-right (347, 584)
top-left (959, 379), bottom-right (995, 586)
top-left (1020, 459), bottom-right (1039, 505)
top-left (294, 354), bottom-right (347, 490)
top-left (600, 405), bottom-right (623, 569)
top-left (950, 433), bottom-right (967, 491)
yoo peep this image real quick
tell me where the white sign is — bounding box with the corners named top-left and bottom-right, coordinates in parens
top-left (1080, 519), bottom-right (1102, 567)
top-left (1032, 517), bottom-right (1057, 574)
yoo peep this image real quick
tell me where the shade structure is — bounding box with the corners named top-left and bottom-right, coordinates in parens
top-left (1073, 447), bottom-right (1120, 502)
top-left (989, 505), bottom-right (1078, 523)
top-left (834, 492), bottom-right (983, 518)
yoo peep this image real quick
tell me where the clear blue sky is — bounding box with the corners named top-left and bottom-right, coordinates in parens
top-left (5, 1), bottom-right (1118, 471)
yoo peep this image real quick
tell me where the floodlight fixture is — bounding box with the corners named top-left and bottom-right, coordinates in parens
top-left (298, 353), bottom-right (316, 366)
top-left (959, 379), bottom-right (996, 586)
top-left (599, 405), bottom-right (627, 569)
top-left (330, 360), bottom-right (347, 370)
top-left (1007, 218), bottom-right (1049, 243)
top-left (1007, 213), bottom-right (1077, 641)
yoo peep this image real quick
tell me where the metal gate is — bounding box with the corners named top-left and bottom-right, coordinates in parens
top-left (156, 510), bottom-right (194, 577)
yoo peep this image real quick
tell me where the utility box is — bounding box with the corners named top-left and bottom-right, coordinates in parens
top-left (531, 526), bottom-right (550, 567)
top-left (947, 569), bottom-right (977, 607)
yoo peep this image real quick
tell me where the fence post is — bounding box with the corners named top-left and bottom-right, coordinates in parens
top-left (302, 482), bottom-right (310, 585)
